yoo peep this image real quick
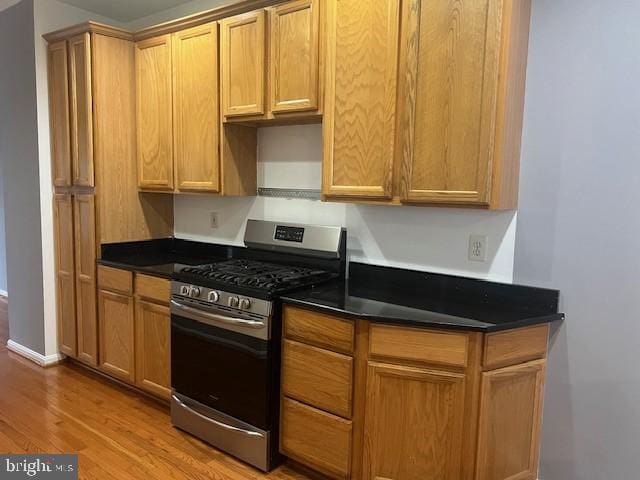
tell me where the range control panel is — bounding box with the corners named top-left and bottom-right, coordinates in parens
top-left (274, 225), bottom-right (305, 243)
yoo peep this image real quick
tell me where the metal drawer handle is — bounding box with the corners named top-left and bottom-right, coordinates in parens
top-left (172, 395), bottom-right (264, 438)
top-left (170, 300), bottom-right (265, 329)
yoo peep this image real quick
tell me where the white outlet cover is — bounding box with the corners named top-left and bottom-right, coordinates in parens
top-left (468, 235), bottom-right (488, 262)
top-left (211, 212), bottom-right (219, 229)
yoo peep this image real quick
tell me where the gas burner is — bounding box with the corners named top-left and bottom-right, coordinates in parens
top-left (179, 259), bottom-right (334, 296)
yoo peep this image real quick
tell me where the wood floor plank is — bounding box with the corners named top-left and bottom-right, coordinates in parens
top-left (0, 299), bottom-right (310, 480)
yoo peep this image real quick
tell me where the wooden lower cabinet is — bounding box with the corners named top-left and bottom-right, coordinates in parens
top-left (98, 290), bottom-right (135, 382)
top-left (363, 362), bottom-right (466, 480)
top-left (96, 266), bottom-right (171, 400)
top-left (52, 192), bottom-right (97, 364)
top-left (73, 194), bottom-right (98, 366)
top-left (280, 306), bottom-right (550, 480)
top-left (135, 299), bottom-right (171, 400)
top-left (53, 193), bottom-right (77, 357)
top-left (281, 398), bottom-right (352, 479)
top-left (475, 360), bottom-right (546, 480)
top-left (282, 339), bottom-right (353, 418)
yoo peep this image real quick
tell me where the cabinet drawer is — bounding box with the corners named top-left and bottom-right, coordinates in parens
top-left (135, 274), bottom-right (170, 304)
top-left (281, 398), bottom-right (352, 479)
top-left (284, 306), bottom-right (354, 354)
top-left (282, 339), bottom-right (353, 418)
top-left (97, 265), bottom-right (133, 294)
top-left (369, 324), bottom-right (469, 368)
top-left (483, 324), bottom-right (549, 370)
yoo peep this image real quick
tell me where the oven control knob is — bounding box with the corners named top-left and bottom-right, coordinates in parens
top-left (208, 291), bottom-right (220, 303)
top-left (190, 287), bottom-right (201, 298)
top-left (180, 285), bottom-right (190, 296)
top-left (239, 298), bottom-right (251, 310)
top-left (228, 296), bottom-right (239, 308)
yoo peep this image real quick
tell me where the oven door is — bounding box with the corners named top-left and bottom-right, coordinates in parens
top-left (171, 304), bottom-right (273, 430)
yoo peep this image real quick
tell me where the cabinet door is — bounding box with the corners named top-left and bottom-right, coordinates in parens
top-left (363, 362), bottom-right (466, 480)
top-left (68, 33), bottom-right (94, 187)
top-left (172, 23), bottom-right (220, 192)
top-left (53, 193), bottom-right (76, 357)
top-left (220, 10), bottom-right (266, 117)
top-left (98, 290), bottom-right (135, 382)
top-left (399, 0), bottom-right (503, 205)
top-left (475, 360), bottom-right (546, 480)
top-left (73, 194), bottom-right (98, 366)
top-left (269, 0), bottom-right (320, 114)
top-left (47, 41), bottom-right (72, 188)
top-left (322, 0), bottom-right (400, 199)
top-left (135, 299), bottom-right (171, 400)
top-left (135, 35), bottom-right (174, 191)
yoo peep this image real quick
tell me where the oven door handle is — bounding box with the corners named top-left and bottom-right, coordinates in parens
top-left (170, 300), bottom-right (266, 329)
top-left (172, 395), bottom-right (265, 438)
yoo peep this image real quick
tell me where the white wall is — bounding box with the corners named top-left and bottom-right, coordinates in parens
top-left (0, 0), bottom-right (23, 302)
top-left (32, 0), bottom-right (123, 355)
top-left (175, 125), bottom-right (518, 283)
top-left (0, 0), bottom-right (45, 353)
top-left (126, 0), bottom-right (230, 30)
top-left (515, 1), bottom-right (640, 479)
top-left (0, 154), bottom-right (6, 295)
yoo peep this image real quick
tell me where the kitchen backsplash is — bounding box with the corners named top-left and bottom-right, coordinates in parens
top-left (174, 125), bottom-right (517, 283)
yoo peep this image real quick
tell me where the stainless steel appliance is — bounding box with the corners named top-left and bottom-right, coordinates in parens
top-left (170, 220), bottom-right (346, 471)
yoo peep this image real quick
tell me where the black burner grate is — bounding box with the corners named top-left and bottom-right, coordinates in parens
top-left (180, 259), bottom-right (331, 292)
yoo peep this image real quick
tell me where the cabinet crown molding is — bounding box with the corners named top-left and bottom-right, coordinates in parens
top-left (43, 21), bottom-right (133, 42)
top-left (43, 1), bottom-right (291, 43)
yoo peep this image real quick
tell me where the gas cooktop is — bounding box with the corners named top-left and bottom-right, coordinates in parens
top-left (176, 258), bottom-right (338, 299)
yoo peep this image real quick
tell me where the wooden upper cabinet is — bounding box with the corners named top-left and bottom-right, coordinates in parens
top-left (363, 362), bottom-right (467, 480)
top-left (73, 194), bottom-right (98, 366)
top-left (135, 35), bottom-right (174, 191)
top-left (53, 193), bottom-right (77, 357)
top-left (68, 33), bottom-right (94, 187)
top-left (172, 23), bottom-right (220, 193)
top-left (399, 0), bottom-right (531, 208)
top-left (322, 0), bottom-right (400, 199)
top-left (269, 0), bottom-right (320, 114)
top-left (47, 40), bottom-right (72, 188)
top-left (221, 10), bottom-right (266, 117)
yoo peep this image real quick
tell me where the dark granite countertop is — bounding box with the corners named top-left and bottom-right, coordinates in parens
top-left (97, 238), bottom-right (232, 279)
top-left (281, 263), bottom-right (564, 333)
top-left (99, 239), bottom-right (564, 332)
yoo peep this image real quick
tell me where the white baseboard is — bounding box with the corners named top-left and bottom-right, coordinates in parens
top-left (6, 340), bottom-right (65, 367)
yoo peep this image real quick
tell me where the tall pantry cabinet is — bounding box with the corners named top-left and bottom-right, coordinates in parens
top-left (46, 24), bottom-right (173, 366)
top-left (49, 32), bottom-right (97, 364)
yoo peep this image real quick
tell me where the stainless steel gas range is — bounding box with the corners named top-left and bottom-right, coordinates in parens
top-left (170, 220), bottom-right (346, 471)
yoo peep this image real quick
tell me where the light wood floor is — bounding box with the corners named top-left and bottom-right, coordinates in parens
top-left (0, 297), bottom-right (310, 480)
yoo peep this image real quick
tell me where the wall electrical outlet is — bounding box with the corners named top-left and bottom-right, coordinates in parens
top-left (468, 235), bottom-right (488, 262)
top-left (210, 212), bottom-right (219, 229)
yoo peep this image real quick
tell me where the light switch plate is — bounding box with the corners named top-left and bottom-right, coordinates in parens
top-left (468, 235), bottom-right (488, 262)
top-left (211, 212), bottom-right (219, 229)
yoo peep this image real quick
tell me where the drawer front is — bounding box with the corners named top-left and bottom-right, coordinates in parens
top-left (284, 306), bottom-right (354, 354)
top-left (483, 324), bottom-right (549, 370)
top-left (135, 274), bottom-right (171, 304)
top-left (282, 339), bottom-right (353, 418)
top-left (97, 265), bottom-right (133, 294)
top-left (369, 324), bottom-right (469, 368)
top-left (281, 398), bottom-right (352, 479)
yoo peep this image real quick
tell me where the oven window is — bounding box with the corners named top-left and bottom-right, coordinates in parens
top-left (171, 315), bottom-right (272, 430)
